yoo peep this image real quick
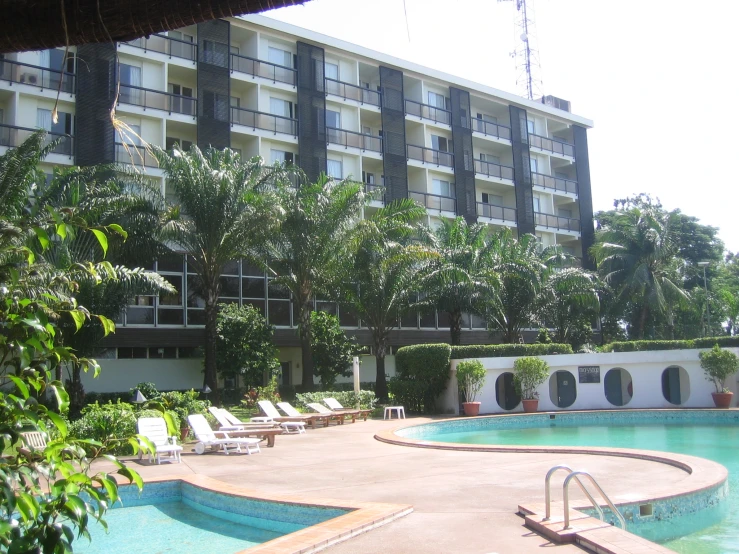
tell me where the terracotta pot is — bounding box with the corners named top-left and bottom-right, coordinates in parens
top-left (522, 399), bottom-right (539, 413)
top-left (462, 402), bottom-right (481, 416)
top-left (712, 392), bottom-right (734, 409)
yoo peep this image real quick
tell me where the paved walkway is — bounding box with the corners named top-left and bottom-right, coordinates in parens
top-left (108, 417), bottom-right (693, 553)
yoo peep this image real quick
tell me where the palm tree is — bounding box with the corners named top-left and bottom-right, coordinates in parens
top-left (539, 267), bottom-right (600, 347)
top-left (592, 205), bottom-right (689, 339)
top-left (340, 200), bottom-right (432, 401)
top-left (154, 145), bottom-right (283, 403)
top-left (260, 175), bottom-right (369, 391)
top-left (423, 217), bottom-right (497, 345)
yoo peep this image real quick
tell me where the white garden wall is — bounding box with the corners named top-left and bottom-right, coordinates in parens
top-left (442, 349), bottom-right (739, 416)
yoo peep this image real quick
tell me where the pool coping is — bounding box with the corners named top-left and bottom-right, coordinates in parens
top-left (374, 409), bottom-right (730, 554)
top-left (137, 473), bottom-right (413, 553)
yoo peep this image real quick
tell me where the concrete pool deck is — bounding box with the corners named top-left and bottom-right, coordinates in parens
top-left (99, 416), bottom-right (719, 553)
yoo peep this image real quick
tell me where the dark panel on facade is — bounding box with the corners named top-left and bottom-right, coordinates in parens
top-left (297, 41), bottom-right (327, 182)
top-left (450, 87), bottom-right (476, 222)
top-left (100, 327), bottom-right (205, 348)
top-left (75, 43), bottom-right (115, 166)
top-left (573, 125), bottom-right (596, 269)
top-left (197, 19), bottom-right (230, 150)
top-left (509, 105), bottom-right (535, 236)
top-left (379, 66), bottom-right (408, 203)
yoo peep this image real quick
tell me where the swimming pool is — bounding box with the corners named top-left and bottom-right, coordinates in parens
top-left (395, 410), bottom-right (739, 554)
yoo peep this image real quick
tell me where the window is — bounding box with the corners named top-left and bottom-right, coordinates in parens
top-left (555, 171), bottom-right (569, 180)
top-left (116, 124), bottom-right (141, 145)
top-left (37, 108), bottom-right (72, 136)
top-left (202, 39), bottom-right (228, 67)
top-left (49, 49), bottom-right (75, 74)
top-left (431, 135), bottom-right (450, 152)
top-left (230, 96), bottom-right (240, 108)
top-left (119, 63), bottom-right (141, 87)
top-left (325, 109), bottom-right (341, 129)
top-left (529, 157), bottom-right (538, 173)
top-left (270, 97), bottom-right (292, 118)
top-left (324, 62), bottom-right (339, 80)
top-left (481, 193), bottom-right (503, 205)
top-left (362, 125), bottom-right (371, 135)
top-left (169, 84), bottom-right (195, 115)
top-left (432, 178), bottom-right (455, 198)
top-left (166, 137), bottom-right (192, 151)
top-left (167, 31), bottom-right (195, 58)
top-left (36, 108), bottom-right (52, 132)
top-left (480, 153), bottom-right (500, 165)
top-left (362, 171), bottom-right (375, 184)
top-left (268, 46), bottom-right (292, 67)
top-left (558, 208), bottom-right (573, 218)
top-left (327, 159), bottom-right (343, 179)
top-left (203, 91), bottom-right (228, 121)
top-left (428, 91), bottom-right (449, 110)
top-left (533, 195), bottom-right (541, 212)
top-left (527, 119), bottom-right (535, 135)
top-left (477, 112), bottom-right (497, 123)
top-left (270, 149), bottom-right (294, 165)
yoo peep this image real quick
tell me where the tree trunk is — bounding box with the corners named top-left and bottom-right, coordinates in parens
top-left (375, 340), bottom-right (389, 402)
top-left (638, 304), bottom-right (649, 340)
top-left (299, 299), bottom-right (315, 391)
top-left (449, 309), bottom-right (462, 346)
top-left (203, 293), bottom-right (220, 405)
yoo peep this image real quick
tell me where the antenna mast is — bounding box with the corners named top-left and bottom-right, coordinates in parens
top-left (498, 0), bottom-right (543, 100)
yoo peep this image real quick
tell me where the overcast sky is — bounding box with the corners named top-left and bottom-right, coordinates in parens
top-left (264, 0), bottom-right (739, 253)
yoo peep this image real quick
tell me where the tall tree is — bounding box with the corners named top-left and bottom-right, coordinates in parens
top-left (154, 145), bottom-right (282, 404)
top-left (310, 311), bottom-right (358, 389)
top-left (539, 267), bottom-right (600, 348)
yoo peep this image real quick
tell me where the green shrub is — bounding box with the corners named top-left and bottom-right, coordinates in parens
top-left (513, 357), bottom-right (550, 400)
top-left (456, 360), bottom-right (486, 403)
top-left (390, 344), bottom-right (452, 413)
top-left (602, 340), bottom-right (695, 352)
top-left (131, 382), bottom-right (160, 401)
top-left (68, 402), bottom-right (138, 455)
top-left (295, 390), bottom-right (377, 411)
top-left (159, 390), bottom-right (210, 430)
top-left (700, 345), bottom-right (739, 393)
top-left (241, 375), bottom-right (281, 410)
top-left (693, 336), bottom-right (739, 348)
top-left (451, 343), bottom-right (573, 359)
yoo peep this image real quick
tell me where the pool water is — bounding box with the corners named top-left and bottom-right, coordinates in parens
top-left (417, 419), bottom-right (739, 554)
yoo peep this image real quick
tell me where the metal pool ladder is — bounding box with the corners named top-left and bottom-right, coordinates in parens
top-left (544, 465), bottom-right (627, 530)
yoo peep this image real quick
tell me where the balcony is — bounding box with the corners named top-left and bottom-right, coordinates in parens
top-left (471, 118), bottom-right (511, 141)
top-left (406, 144), bottom-right (453, 168)
top-left (474, 159), bottom-right (514, 181)
top-left (327, 127), bottom-right (382, 152)
top-left (230, 107), bottom-right (297, 136)
top-left (410, 191), bottom-right (456, 212)
top-left (0, 59), bottom-right (75, 94)
top-left (230, 53), bottom-right (296, 86)
top-left (118, 84), bottom-right (196, 116)
top-left (532, 172), bottom-right (578, 195)
top-left (477, 202), bottom-right (517, 223)
top-left (115, 142), bottom-right (158, 168)
top-left (325, 78), bottom-right (380, 106)
top-left (0, 123), bottom-right (73, 156)
top-left (364, 182), bottom-right (385, 202)
top-left (124, 34), bottom-right (197, 61)
top-left (535, 212), bottom-right (580, 233)
top-left (405, 99), bottom-right (451, 125)
top-left (529, 133), bottom-right (575, 157)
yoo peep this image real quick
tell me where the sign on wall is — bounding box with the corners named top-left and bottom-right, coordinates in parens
top-left (578, 366), bottom-right (601, 383)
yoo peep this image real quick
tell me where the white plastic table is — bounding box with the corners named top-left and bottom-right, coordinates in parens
top-left (384, 406), bottom-right (406, 420)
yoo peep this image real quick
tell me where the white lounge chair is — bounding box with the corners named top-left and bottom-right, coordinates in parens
top-left (210, 407), bottom-right (305, 435)
top-left (305, 402), bottom-right (352, 424)
top-left (259, 400), bottom-right (330, 429)
top-left (323, 398), bottom-right (372, 421)
top-left (137, 417), bottom-right (183, 464)
top-left (187, 414), bottom-right (261, 455)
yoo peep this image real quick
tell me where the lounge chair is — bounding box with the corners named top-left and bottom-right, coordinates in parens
top-left (323, 398), bottom-right (372, 421)
top-left (20, 431), bottom-right (47, 452)
top-left (306, 402), bottom-right (355, 424)
top-left (210, 406), bottom-right (305, 435)
top-left (260, 400), bottom-right (330, 429)
top-left (137, 417), bottom-right (183, 464)
top-left (187, 414), bottom-right (261, 455)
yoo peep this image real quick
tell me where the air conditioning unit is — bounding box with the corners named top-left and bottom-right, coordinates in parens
top-left (541, 95), bottom-right (571, 112)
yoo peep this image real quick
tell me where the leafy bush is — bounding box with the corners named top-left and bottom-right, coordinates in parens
top-left (456, 360), bottom-right (486, 403)
top-left (390, 344), bottom-right (452, 413)
top-left (131, 382), bottom-right (160, 400)
top-left (241, 375), bottom-right (281, 410)
top-left (602, 340), bottom-right (695, 352)
top-left (700, 345), bottom-right (739, 393)
top-left (451, 343), bottom-right (573, 359)
top-left (68, 402), bottom-right (138, 455)
top-left (295, 390), bottom-right (377, 411)
top-left (693, 336), bottom-right (739, 348)
top-left (311, 310), bottom-right (358, 388)
top-left (512, 357), bottom-right (550, 400)
top-left (159, 390), bottom-right (210, 430)
top-left (536, 328), bottom-right (552, 344)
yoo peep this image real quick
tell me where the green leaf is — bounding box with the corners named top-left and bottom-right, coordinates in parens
top-left (69, 309), bottom-right (85, 332)
top-left (56, 222), bottom-right (67, 240)
top-left (97, 315), bottom-right (116, 336)
top-left (16, 491), bottom-right (40, 521)
top-left (117, 466), bottom-right (144, 490)
top-left (91, 229), bottom-right (108, 257)
top-left (8, 375), bottom-right (29, 399)
top-left (163, 412), bottom-right (178, 436)
top-left (33, 227), bottom-right (50, 250)
top-left (50, 384), bottom-right (70, 413)
top-left (47, 410), bottom-right (68, 438)
top-left (63, 495), bottom-right (86, 522)
top-left (107, 223), bottom-right (128, 239)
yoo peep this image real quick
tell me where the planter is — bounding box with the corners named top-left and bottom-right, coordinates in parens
top-left (522, 399), bottom-right (539, 413)
top-left (462, 402), bottom-right (481, 416)
top-left (712, 392), bottom-right (734, 409)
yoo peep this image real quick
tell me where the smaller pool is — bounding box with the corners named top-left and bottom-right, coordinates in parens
top-left (75, 480), bottom-right (351, 554)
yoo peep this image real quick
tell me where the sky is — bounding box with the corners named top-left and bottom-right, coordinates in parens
top-left (263, 0), bottom-right (739, 253)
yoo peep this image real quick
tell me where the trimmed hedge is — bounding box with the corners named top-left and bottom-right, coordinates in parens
top-left (602, 337), bottom-right (739, 352)
top-left (693, 336), bottom-right (739, 348)
top-left (389, 344), bottom-right (452, 413)
top-left (451, 343), bottom-right (573, 359)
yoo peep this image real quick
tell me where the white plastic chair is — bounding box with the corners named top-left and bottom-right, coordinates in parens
top-left (137, 417), bottom-right (183, 464)
top-left (187, 414), bottom-right (261, 455)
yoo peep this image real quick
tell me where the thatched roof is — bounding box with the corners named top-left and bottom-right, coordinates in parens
top-left (0, 0), bottom-right (309, 54)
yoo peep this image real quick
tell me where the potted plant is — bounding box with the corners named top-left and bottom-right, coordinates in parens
top-left (700, 344), bottom-right (739, 408)
top-left (456, 360), bottom-right (486, 416)
top-left (513, 357), bottom-right (550, 413)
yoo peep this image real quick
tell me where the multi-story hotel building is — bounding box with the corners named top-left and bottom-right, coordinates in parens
top-left (0, 15), bottom-right (595, 389)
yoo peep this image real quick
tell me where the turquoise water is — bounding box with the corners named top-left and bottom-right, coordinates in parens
top-left (418, 418), bottom-right (739, 554)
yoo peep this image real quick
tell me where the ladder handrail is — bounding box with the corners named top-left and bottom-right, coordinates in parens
top-left (544, 465), bottom-right (604, 522)
top-left (563, 471), bottom-right (627, 530)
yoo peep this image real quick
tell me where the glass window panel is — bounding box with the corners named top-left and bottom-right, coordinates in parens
top-left (219, 276), bottom-right (240, 298)
top-left (267, 280), bottom-right (290, 299)
top-left (242, 261), bottom-right (264, 276)
top-left (179, 347), bottom-right (203, 358)
top-left (243, 300), bottom-right (265, 315)
top-left (187, 309), bottom-right (206, 325)
top-left (316, 301), bottom-right (337, 316)
top-left (268, 46), bottom-right (291, 67)
top-left (470, 313), bottom-right (486, 329)
top-left (158, 309), bottom-right (184, 325)
top-left (270, 97), bottom-right (290, 117)
top-left (125, 307), bottom-right (154, 324)
top-left (400, 311), bottom-right (417, 329)
top-left (326, 109), bottom-right (341, 128)
top-left (149, 347), bottom-right (177, 359)
top-left (159, 275), bottom-right (182, 306)
top-left (131, 295), bottom-right (154, 306)
top-left (437, 311), bottom-right (450, 329)
top-left (327, 159), bottom-right (342, 179)
top-left (157, 254), bottom-right (184, 272)
top-left (419, 310), bottom-right (436, 328)
top-left (324, 62), bottom-right (339, 80)
top-left (118, 347), bottom-right (148, 359)
top-left (461, 312), bottom-right (472, 329)
top-left (339, 305), bottom-right (358, 327)
top-left (222, 260), bottom-right (239, 275)
top-left (269, 300), bottom-right (291, 326)
top-left (242, 277), bottom-right (265, 298)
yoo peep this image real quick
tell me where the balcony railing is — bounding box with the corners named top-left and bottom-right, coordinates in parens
top-left (535, 212), bottom-right (580, 233)
top-left (532, 172), bottom-right (578, 195)
top-left (474, 159), bottom-right (514, 181)
top-left (325, 78), bottom-right (380, 106)
top-left (118, 84), bottom-right (196, 116)
top-left (327, 127), bottom-right (382, 152)
top-left (124, 34), bottom-right (197, 61)
top-left (115, 142), bottom-right (158, 168)
top-left (0, 123), bottom-right (73, 156)
top-left (406, 144), bottom-right (453, 167)
top-left (405, 99), bottom-right (451, 125)
top-left (230, 107), bottom-right (298, 136)
top-left (477, 202), bottom-right (517, 223)
top-left (0, 59), bottom-right (75, 94)
top-left (529, 133), bottom-right (575, 157)
top-left (229, 53), bottom-right (296, 86)
top-left (410, 191), bottom-right (456, 212)
top-left (471, 118), bottom-right (511, 141)
top-left (364, 182), bottom-right (385, 202)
